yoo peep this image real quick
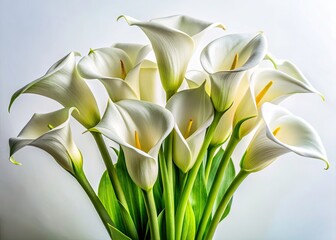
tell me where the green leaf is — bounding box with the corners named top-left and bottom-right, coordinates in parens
top-left (98, 171), bottom-right (126, 233)
top-left (207, 150), bottom-right (236, 221)
top-left (181, 202), bottom-right (196, 240)
top-left (190, 161), bottom-right (207, 228)
top-left (157, 209), bottom-right (166, 240)
top-left (108, 223), bottom-right (132, 240)
top-left (115, 149), bottom-right (148, 238)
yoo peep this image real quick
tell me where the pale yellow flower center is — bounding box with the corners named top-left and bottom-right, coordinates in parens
top-left (120, 60), bottom-right (127, 80)
top-left (255, 81), bottom-right (273, 105)
top-left (230, 53), bottom-right (239, 70)
top-left (184, 119), bottom-right (193, 139)
top-left (135, 131), bottom-right (142, 150)
top-left (48, 124), bottom-right (55, 130)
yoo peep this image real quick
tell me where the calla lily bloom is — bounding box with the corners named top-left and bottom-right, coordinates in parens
top-left (78, 45), bottom-right (166, 105)
top-left (9, 52), bottom-right (100, 129)
top-left (266, 54), bottom-right (323, 97)
top-left (234, 67), bottom-right (321, 139)
top-left (9, 108), bottom-right (82, 174)
top-left (200, 32), bottom-right (268, 112)
top-left (118, 15), bottom-right (225, 96)
top-left (166, 84), bottom-right (214, 172)
top-left (91, 99), bottom-right (174, 190)
top-left (241, 103), bottom-right (329, 172)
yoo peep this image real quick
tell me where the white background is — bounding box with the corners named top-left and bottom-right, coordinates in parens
top-left (0, 0), bottom-right (335, 239)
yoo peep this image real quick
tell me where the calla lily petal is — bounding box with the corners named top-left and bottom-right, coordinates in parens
top-left (166, 84), bottom-right (214, 172)
top-left (9, 108), bottom-right (82, 174)
top-left (211, 75), bottom-right (250, 145)
top-left (241, 103), bottom-right (329, 172)
top-left (118, 15), bottom-right (224, 95)
top-left (91, 99), bottom-right (174, 190)
top-left (201, 33), bottom-right (268, 112)
top-left (78, 47), bottom-right (132, 80)
top-left (234, 68), bottom-right (321, 138)
top-left (9, 52), bottom-right (100, 128)
top-left (78, 47), bottom-right (165, 105)
top-left (112, 43), bottom-right (152, 66)
top-left (185, 70), bottom-right (211, 95)
top-left (266, 54), bottom-right (323, 97)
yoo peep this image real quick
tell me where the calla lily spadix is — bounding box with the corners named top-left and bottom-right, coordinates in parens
top-left (9, 108), bottom-right (82, 174)
top-left (118, 15), bottom-right (225, 96)
top-left (9, 52), bottom-right (100, 129)
top-left (90, 99), bottom-right (174, 190)
top-left (200, 32), bottom-right (268, 112)
top-left (78, 45), bottom-right (166, 105)
top-left (234, 67), bottom-right (322, 139)
top-left (166, 84), bottom-right (214, 172)
top-left (241, 103), bottom-right (329, 172)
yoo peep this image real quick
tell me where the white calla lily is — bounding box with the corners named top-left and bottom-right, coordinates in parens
top-left (91, 99), bottom-right (174, 190)
top-left (166, 84), bottom-right (214, 172)
top-left (234, 67), bottom-right (321, 139)
top-left (266, 54), bottom-right (323, 97)
top-left (78, 46), bottom-right (166, 105)
top-left (185, 70), bottom-right (211, 95)
top-left (9, 108), bottom-right (82, 174)
top-left (200, 32), bottom-right (268, 112)
top-left (9, 52), bottom-right (100, 128)
top-left (241, 103), bottom-right (329, 172)
top-left (211, 75), bottom-right (250, 145)
top-left (119, 15), bottom-right (225, 96)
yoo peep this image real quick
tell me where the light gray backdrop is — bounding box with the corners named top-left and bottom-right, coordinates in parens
top-left (0, 0), bottom-right (335, 239)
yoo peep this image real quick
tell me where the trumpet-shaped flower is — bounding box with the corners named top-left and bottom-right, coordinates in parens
top-left (241, 103), bottom-right (329, 172)
top-left (9, 52), bottom-right (100, 129)
top-left (9, 108), bottom-right (82, 174)
top-left (91, 99), bottom-right (174, 190)
top-left (200, 32), bottom-right (268, 112)
top-left (234, 66), bottom-right (321, 139)
top-left (166, 84), bottom-right (214, 172)
top-left (78, 45), bottom-right (166, 105)
top-left (118, 15), bottom-right (225, 96)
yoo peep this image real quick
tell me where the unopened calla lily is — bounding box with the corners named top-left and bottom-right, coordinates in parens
top-left (91, 99), bottom-right (174, 190)
top-left (241, 103), bottom-right (329, 172)
top-left (9, 52), bottom-right (100, 129)
top-left (166, 84), bottom-right (214, 172)
top-left (9, 108), bottom-right (82, 174)
top-left (119, 15), bottom-right (225, 97)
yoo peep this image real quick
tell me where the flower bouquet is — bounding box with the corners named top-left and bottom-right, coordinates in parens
top-left (8, 15), bottom-right (329, 240)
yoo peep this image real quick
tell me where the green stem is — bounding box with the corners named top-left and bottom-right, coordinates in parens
top-left (143, 189), bottom-right (160, 240)
top-left (196, 135), bottom-right (239, 240)
top-left (74, 168), bottom-right (113, 239)
top-left (175, 111), bottom-right (223, 240)
top-left (91, 132), bottom-right (129, 212)
top-left (159, 148), bottom-right (175, 240)
top-left (204, 145), bottom-right (219, 183)
top-left (205, 170), bottom-right (249, 240)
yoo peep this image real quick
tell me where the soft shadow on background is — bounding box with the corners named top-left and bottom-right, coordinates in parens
top-left (0, 0), bottom-right (335, 239)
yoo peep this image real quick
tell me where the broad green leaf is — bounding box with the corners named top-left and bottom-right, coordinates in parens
top-left (181, 202), bottom-right (196, 240)
top-left (108, 223), bottom-right (132, 240)
top-left (98, 171), bottom-right (126, 234)
top-left (115, 149), bottom-right (148, 238)
top-left (206, 149), bottom-right (236, 221)
top-left (190, 161), bottom-right (207, 228)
